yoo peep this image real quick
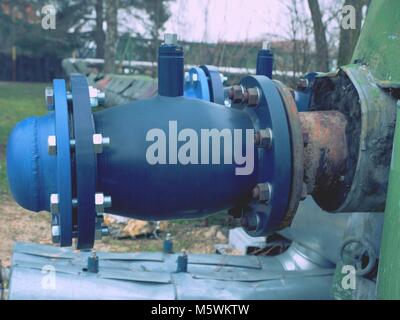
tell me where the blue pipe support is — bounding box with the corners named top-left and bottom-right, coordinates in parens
top-left (256, 48), bottom-right (274, 79)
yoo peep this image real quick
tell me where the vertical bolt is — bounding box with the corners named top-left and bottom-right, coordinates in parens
top-left (51, 225), bottom-right (60, 244)
top-left (50, 193), bottom-right (59, 213)
top-left (164, 33), bottom-right (178, 45)
top-left (176, 250), bottom-right (188, 273)
top-left (88, 86), bottom-right (106, 108)
top-left (255, 129), bottom-right (273, 149)
top-left (87, 250), bottom-right (99, 273)
top-left (45, 87), bottom-right (54, 110)
top-left (241, 213), bottom-right (260, 232)
top-left (93, 134), bottom-right (110, 154)
top-left (48, 135), bottom-right (57, 155)
top-left (252, 183), bottom-right (272, 203)
top-left (262, 41), bottom-right (271, 50)
top-left (297, 78), bottom-right (309, 91)
top-left (191, 73), bottom-right (199, 82)
top-left (244, 87), bottom-right (261, 106)
top-left (95, 193), bottom-right (112, 213)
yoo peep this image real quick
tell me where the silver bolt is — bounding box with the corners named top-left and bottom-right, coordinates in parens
top-left (253, 183), bottom-right (272, 203)
top-left (89, 86), bottom-right (106, 108)
top-left (72, 198), bottom-right (78, 208)
top-left (220, 73), bottom-right (228, 83)
top-left (255, 129), bottom-right (273, 149)
top-left (51, 225), bottom-right (61, 244)
top-left (51, 225), bottom-right (60, 237)
top-left (101, 226), bottom-right (109, 237)
top-left (95, 226), bottom-right (109, 240)
top-left (164, 33), bottom-right (178, 45)
top-left (184, 72), bottom-right (190, 83)
top-left (245, 87), bottom-right (261, 106)
top-left (297, 78), bottom-right (309, 91)
top-left (70, 139), bottom-right (76, 149)
top-left (191, 73), bottom-right (199, 82)
top-left (45, 87), bottom-right (54, 110)
top-left (48, 135), bottom-right (57, 155)
top-left (229, 85), bottom-right (245, 103)
top-left (95, 193), bottom-right (112, 213)
top-left (50, 194), bottom-right (59, 213)
top-left (93, 134), bottom-right (110, 154)
top-left (262, 41), bottom-right (271, 50)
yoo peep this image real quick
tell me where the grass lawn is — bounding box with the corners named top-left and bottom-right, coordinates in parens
top-left (0, 82), bottom-right (49, 197)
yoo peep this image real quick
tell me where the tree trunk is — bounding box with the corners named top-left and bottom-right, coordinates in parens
top-left (307, 0), bottom-right (330, 72)
top-left (95, 0), bottom-right (105, 59)
top-left (104, 0), bottom-right (118, 74)
top-left (337, 0), bottom-right (366, 66)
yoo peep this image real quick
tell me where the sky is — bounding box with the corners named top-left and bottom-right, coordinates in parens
top-left (164, 0), bottom-right (286, 43)
top-left (119, 0), bottom-right (339, 44)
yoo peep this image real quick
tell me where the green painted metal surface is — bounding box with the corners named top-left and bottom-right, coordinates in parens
top-left (377, 101), bottom-right (400, 300)
top-left (352, 0), bottom-right (400, 87)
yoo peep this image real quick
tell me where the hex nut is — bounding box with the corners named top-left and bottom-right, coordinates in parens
top-left (95, 193), bottom-right (112, 213)
top-left (255, 129), bottom-right (273, 148)
top-left (45, 87), bottom-right (54, 110)
top-left (164, 33), bottom-right (178, 45)
top-left (246, 87), bottom-right (260, 106)
top-left (50, 194), bottom-right (59, 213)
top-left (93, 134), bottom-right (110, 154)
top-left (229, 85), bottom-right (245, 103)
top-left (253, 183), bottom-right (272, 203)
top-left (297, 78), bottom-right (309, 91)
top-left (48, 135), bottom-right (57, 155)
top-left (51, 225), bottom-right (60, 237)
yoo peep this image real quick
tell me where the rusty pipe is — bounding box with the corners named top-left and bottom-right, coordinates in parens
top-left (299, 111), bottom-right (349, 200)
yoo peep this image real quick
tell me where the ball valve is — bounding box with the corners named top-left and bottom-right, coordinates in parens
top-left (7, 34), bottom-right (394, 250)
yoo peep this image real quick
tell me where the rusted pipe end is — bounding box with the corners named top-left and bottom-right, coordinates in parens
top-left (299, 111), bottom-right (349, 208)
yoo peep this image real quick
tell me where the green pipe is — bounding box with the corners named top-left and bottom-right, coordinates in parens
top-left (352, 0), bottom-right (400, 87)
top-left (351, 0), bottom-right (400, 299)
top-left (377, 101), bottom-right (400, 299)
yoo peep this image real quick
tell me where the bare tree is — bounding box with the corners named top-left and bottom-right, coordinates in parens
top-left (307, 0), bottom-right (330, 71)
top-left (104, 0), bottom-right (119, 73)
top-left (337, 0), bottom-right (368, 66)
top-left (95, 0), bottom-right (106, 59)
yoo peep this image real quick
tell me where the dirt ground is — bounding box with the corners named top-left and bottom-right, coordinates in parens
top-left (0, 197), bottom-right (232, 267)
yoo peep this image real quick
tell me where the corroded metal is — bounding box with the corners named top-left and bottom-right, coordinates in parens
top-left (299, 111), bottom-right (349, 208)
top-left (310, 65), bottom-right (396, 212)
